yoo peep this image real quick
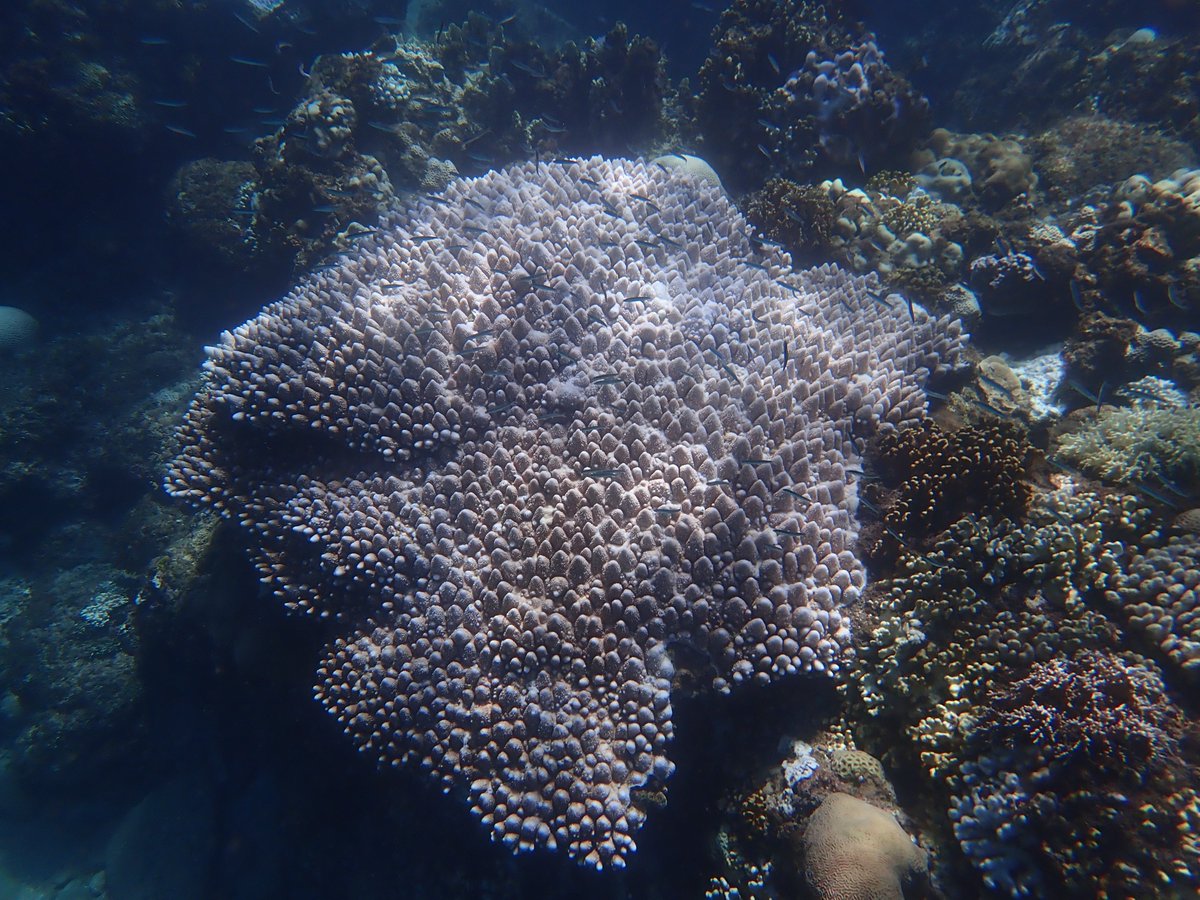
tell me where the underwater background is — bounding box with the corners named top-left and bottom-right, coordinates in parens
top-left (1, 0), bottom-right (1199, 897)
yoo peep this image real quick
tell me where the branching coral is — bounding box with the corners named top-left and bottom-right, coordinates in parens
top-left (973, 650), bottom-right (1183, 777)
top-left (1056, 404), bottom-right (1200, 486)
top-left (869, 419), bottom-right (1034, 554)
top-left (743, 178), bottom-right (838, 265)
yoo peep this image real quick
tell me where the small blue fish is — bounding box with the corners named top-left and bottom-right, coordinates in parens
top-left (630, 193), bottom-right (661, 212)
top-left (1134, 480), bottom-right (1180, 508)
top-left (1066, 379), bottom-right (1101, 405)
top-left (230, 56), bottom-right (270, 68)
top-left (767, 53), bottom-right (781, 75)
top-left (1069, 279), bottom-right (1086, 312)
top-left (139, 36), bottom-right (170, 46)
top-left (581, 467), bottom-right (621, 478)
top-left (865, 289), bottom-right (894, 310)
top-left (233, 12), bottom-right (260, 33)
top-left (165, 124), bottom-right (197, 138)
top-left (153, 99), bottom-right (188, 108)
top-left (510, 60), bottom-right (548, 79)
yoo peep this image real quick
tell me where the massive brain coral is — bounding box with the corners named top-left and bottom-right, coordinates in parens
top-left (165, 157), bottom-right (965, 868)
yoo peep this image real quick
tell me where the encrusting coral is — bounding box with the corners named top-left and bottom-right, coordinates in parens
top-left (165, 156), bottom-right (966, 869)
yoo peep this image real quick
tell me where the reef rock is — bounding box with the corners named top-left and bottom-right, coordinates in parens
top-left (165, 156), bottom-right (965, 868)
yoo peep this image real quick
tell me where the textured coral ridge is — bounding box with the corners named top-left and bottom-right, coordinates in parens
top-left (165, 157), bottom-right (966, 868)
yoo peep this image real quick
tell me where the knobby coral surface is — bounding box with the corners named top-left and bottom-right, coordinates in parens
top-left (165, 157), bottom-right (965, 868)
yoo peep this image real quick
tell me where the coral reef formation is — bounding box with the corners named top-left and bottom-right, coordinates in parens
top-left (952, 650), bottom-right (1194, 897)
top-left (165, 17), bottom-right (668, 275)
top-left (1031, 115), bottom-right (1196, 203)
top-left (694, 0), bottom-right (927, 192)
top-left (1066, 168), bottom-right (1200, 324)
top-left (820, 177), bottom-right (965, 289)
top-left (165, 157), bottom-right (966, 868)
top-left (1104, 534), bottom-right (1200, 679)
top-left (851, 486), bottom-right (1200, 895)
top-left (803, 792), bottom-right (928, 900)
top-left (743, 178), bottom-right (837, 266)
top-left (781, 37), bottom-right (930, 175)
top-left (165, 159), bottom-right (280, 280)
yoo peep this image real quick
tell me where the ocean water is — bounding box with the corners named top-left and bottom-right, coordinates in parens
top-left (0, 1), bottom-right (1198, 897)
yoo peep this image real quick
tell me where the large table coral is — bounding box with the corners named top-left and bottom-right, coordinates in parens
top-left (165, 157), bottom-right (964, 868)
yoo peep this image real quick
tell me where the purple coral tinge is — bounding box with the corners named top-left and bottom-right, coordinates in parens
top-left (165, 156), bottom-right (966, 868)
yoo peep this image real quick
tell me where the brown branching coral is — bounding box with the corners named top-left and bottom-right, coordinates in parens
top-left (868, 419), bottom-right (1034, 555)
top-left (743, 178), bottom-right (837, 264)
